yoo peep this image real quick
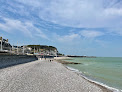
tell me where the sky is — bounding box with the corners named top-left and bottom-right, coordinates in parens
top-left (0, 0), bottom-right (122, 57)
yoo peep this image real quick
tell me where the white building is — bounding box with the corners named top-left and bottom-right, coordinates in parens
top-left (0, 37), bottom-right (12, 51)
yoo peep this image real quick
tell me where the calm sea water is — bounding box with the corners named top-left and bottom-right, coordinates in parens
top-left (66, 57), bottom-right (122, 91)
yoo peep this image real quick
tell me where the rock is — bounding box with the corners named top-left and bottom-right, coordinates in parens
top-left (56, 60), bottom-right (81, 64)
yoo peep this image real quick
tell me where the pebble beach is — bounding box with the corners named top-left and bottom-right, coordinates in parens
top-left (0, 60), bottom-right (112, 92)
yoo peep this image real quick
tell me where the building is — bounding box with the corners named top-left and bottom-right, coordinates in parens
top-left (23, 46), bottom-right (32, 54)
top-left (27, 45), bottom-right (58, 56)
top-left (11, 45), bottom-right (32, 55)
top-left (0, 37), bottom-right (12, 51)
top-left (11, 46), bottom-right (22, 54)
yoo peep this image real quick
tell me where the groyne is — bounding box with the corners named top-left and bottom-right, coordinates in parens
top-left (0, 55), bottom-right (38, 69)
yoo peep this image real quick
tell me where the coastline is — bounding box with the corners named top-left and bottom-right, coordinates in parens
top-left (65, 66), bottom-right (120, 92)
top-left (51, 59), bottom-right (114, 92)
top-left (0, 58), bottom-right (119, 92)
top-left (54, 58), bottom-right (120, 92)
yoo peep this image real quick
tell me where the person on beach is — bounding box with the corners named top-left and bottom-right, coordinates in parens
top-left (41, 56), bottom-right (42, 60)
top-left (45, 57), bottom-right (46, 60)
top-left (50, 60), bottom-right (51, 62)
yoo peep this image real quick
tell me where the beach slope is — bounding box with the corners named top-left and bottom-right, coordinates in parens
top-left (0, 60), bottom-right (112, 92)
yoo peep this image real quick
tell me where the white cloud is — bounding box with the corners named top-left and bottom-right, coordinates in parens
top-left (1, 0), bottom-right (122, 39)
top-left (0, 17), bottom-right (48, 39)
top-left (53, 33), bottom-right (80, 43)
top-left (107, 28), bottom-right (122, 36)
top-left (0, 18), bottom-right (32, 36)
top-left (104, 8), bottom-right (122, 16)
top-left (16, 0), bottom-right (42, 7)
top-left (12, 0), bottom-right (122, 28)
top-left (80, 30), bottom-right (104, 38)
top-left (23, 22), bottom-right (49, 39)
top-left (1, 0), bottom-right (121, 28)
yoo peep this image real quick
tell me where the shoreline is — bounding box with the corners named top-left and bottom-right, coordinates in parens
top-left (65, 66), bottom-right (120, 92)
top-left (54, 59), bottom-right (120, 92)
top-left (0, 58), bottom-right (120, 92)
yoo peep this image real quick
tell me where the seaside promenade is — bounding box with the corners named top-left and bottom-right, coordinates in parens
top-left (0, 60), bottom-right (112, 92)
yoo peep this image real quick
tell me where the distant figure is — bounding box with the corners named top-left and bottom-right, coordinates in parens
top-left (50, 60), bottom-right (51, 62)
top-left (45, 57), bottom-right (46, 60)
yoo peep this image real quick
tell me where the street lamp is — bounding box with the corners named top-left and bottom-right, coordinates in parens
top-left (17, 41), bottom-right (18, 55)
top-left (23, 45), bottom-right (24, 55)
top-left (0, 37), bottom-right (3, 51)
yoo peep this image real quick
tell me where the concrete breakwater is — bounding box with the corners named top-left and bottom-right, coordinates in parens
top-left (0, 55), bottom-right (38, 69)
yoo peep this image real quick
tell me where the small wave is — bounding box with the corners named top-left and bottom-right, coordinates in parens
top-left (66, 66), bottom-right (121, 92)
top-left (66, 66), bottom-right (80, 72)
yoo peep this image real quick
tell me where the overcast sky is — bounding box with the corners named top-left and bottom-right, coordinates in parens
top-left (0, 0), bottom-right (122, 57)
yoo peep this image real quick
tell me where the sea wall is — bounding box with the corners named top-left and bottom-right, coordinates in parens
top-left (0, 55), bottom-right (38, 69)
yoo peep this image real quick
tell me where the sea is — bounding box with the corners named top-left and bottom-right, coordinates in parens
top-left (65, 57), bottom-right (122, 92)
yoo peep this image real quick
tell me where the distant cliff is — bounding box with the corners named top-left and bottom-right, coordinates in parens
top-left (27, 45), bottom-right (57, 51)
top-left (27, 45), bottom-right (64, 56)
